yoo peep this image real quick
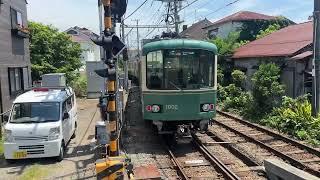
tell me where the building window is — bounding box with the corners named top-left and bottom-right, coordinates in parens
top-left (11, 8), bottom-right (23, 28)
top-left (208, 28), bottom-right (219, 39)
top-left (8, 68), bottom-right (24, 95)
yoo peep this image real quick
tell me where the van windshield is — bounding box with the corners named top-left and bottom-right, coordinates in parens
top-left (10, 102), bottom-right (60, 123)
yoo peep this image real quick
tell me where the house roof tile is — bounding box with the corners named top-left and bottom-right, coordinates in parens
top-left (207, 11), bottom-right (276, 28)
top-left (233, 21), bottom-right (313, 59)
top-left (180, 19), bottom-right (212, 40)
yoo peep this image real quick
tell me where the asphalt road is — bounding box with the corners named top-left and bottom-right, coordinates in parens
top-left (0, 99), bottom-right (99, 180)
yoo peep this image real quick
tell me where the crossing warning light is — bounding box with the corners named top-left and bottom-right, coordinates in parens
top-left (92, 34), bottom-right (126, 58)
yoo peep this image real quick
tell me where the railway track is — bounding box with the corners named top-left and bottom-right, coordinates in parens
top-left (163, 133), bottom-right (266, 180)
top-left (194, 132), bottom-right (266, 179)
top-left (213, 110), bottom-right (320, 177)
top-left (163, 137), bottom-right (223, 179)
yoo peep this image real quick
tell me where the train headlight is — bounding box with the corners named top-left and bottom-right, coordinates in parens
top-left (201, 103), bottom-right (215, 112)
top-left (202, 104), bottom-right (210, 112)
top-left (152, 105), bottom-right (161, 113)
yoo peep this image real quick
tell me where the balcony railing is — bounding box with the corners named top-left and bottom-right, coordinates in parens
top-left (11, 25), bottom-right (30, 38)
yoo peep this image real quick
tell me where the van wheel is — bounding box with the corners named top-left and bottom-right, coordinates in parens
top-left (56, 142), bottom-right (65, 162)
top-left (71, 122), bottom-right (77, 139)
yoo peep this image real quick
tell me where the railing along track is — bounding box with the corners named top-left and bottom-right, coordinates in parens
top-left (215, 110), bottom-right (320, 177)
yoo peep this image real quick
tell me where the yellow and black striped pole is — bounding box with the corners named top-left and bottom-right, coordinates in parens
top-left (102, 0), bottom-right (119, 157)
top-left (94, 0), bottom-right (134, 179)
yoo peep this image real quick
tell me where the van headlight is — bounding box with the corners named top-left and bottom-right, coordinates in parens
top-left (4, 129), bottom-right (13, 142)
top-left (48, 127), bottom-right (60, 141)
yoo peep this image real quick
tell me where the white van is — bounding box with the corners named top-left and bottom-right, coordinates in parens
top-left (3, 87), bottom-right (77, 161)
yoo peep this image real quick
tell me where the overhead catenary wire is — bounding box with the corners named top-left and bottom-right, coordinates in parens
top-left (144, 8), bottom-right (167, 38)
top-left (144, 2), bottom-right (163, 26)
top-left (124, 0), bottom-right (149, 20)
top-left (144, 19), bottom-right (164, 38)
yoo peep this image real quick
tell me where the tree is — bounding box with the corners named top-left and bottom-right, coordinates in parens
top-left (211, 31), bottom-right (248, 56)
top-left (251, 63), bottom-right (285, 118)
top-left (29, 22), bottom-right (82, 83)
top-left (256, 24), bottom-right (281, 39)
top-left (240, 17), bottom-right (294, 41)
top-left (210, 32), bottom-right (248, 85)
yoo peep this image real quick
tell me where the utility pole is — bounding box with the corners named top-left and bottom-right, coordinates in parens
top-left (98, 0), bottom-right (105, 60)
top-left (173, 0), bottom-right (180, 33)
top-left (312, 0), bottom-right (320, 116)
top-left (132, 19), bottom-right (140, 58)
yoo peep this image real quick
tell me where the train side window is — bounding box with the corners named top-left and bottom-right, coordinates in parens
top-left (146, 50), bottom-right (163, 89)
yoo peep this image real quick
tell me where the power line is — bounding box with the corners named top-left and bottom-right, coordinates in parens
top-left (124, 0), bottom-right (149, 20)
top-left (179, 0), bottom-right (200, 12)
top-left (205, 0), bottom-right (241, 17)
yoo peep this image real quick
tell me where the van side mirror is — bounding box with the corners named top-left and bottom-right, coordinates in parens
top-left (63, 112), bottom-right (70, 120)
top-left (3, 115), bottom-right (9, 123)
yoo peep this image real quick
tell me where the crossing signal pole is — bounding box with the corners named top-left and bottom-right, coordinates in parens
top-left (312, 0), bottom-right (320, 116)
top-left (94, 0), bottom-right (133, 179)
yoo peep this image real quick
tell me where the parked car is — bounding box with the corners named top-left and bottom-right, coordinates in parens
top-left (3, 75), bottom-right (77, 162)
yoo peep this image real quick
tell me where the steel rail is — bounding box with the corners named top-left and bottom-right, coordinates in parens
top-left (217, 110), bottom-right (320, 157)
top-left (192, 134), bottom-right (241, 180)
top-left (214, 112), bottom-right (320, 177)
top-left (162, 137), bottom-right (189, 180)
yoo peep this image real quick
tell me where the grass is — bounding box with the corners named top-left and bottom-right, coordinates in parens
top-left (20, 164), bottom-right (50, 180)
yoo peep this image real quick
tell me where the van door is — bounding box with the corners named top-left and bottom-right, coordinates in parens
top-left (62, 100), bottom-right (71, 142)
top-left (66, 96), bottom-right (74, 140)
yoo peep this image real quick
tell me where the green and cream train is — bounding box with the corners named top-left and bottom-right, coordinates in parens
top-left (128, 39), bottom-right (218, 136)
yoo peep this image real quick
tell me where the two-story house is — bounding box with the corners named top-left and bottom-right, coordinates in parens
top-left (204, 11), bottom-right (277, 39)
top-left (0, 0), bottom-right (31, 115)
top-left (65, 26), bottom-right (101, 71)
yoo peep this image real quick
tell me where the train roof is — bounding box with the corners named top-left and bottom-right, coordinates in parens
top-left (142, 39), bottom-right (218, 55)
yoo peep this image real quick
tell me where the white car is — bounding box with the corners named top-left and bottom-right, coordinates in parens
top-left (3, 87), bottom-right (77, 162)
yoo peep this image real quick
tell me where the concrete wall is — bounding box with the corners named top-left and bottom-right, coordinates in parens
top-left (0, 0), bottom-right (31, 113)
top-left (234, 57), bottom-right (308, 98)
top-left (79, 42), bottom-right (101, 71)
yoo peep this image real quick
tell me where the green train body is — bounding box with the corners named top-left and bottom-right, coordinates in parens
top-left (128, 39), bottom-right (218, 135)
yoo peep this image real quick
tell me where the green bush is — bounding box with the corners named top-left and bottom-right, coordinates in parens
top-left (263, 96), bottom-right (320, 146)
top-left (71, 75), bottom-right (87, 97)
top-left (218, 70), bottom-right (252, 112)
top-left (231, 70), bottom-right (246, 88)
top-left (250, 63), bottom-right (285, 119)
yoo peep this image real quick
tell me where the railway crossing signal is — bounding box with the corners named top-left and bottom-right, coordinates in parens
top-left (94, 0), bottom-right (133, 179)
top-left (92, 34), bottom-right (126, 61)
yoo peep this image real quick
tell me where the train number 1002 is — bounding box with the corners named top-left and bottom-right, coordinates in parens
top-left (165, 105), bottom-right (178, 110)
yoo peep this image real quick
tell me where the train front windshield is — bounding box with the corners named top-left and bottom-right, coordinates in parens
top-left (147, 49), bottom-right (215, 90)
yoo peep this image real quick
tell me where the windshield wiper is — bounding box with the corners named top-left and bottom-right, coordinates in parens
top-left (169, 81), bottom-right (182, 91)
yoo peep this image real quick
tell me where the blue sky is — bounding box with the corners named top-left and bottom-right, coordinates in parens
top-left (27, 0), bottom-right (314, 48)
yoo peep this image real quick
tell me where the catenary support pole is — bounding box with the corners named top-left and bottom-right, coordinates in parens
top-left (173, 0), bottom-right (180, 33)
top-left (121, 19), bottom-right (129, 90)
top-left (312, 0), bottom-right (320, 116)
